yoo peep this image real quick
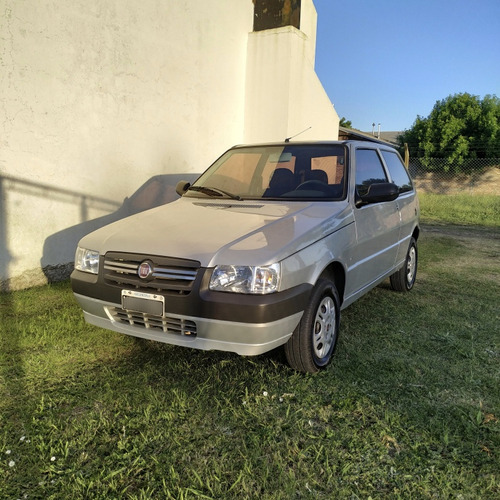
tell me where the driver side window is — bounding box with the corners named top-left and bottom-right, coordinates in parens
top-left (355, 149), bottom-right (388, 197)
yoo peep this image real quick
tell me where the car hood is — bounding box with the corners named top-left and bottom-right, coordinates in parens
top-left (79, 197), bottom-right (353, 267)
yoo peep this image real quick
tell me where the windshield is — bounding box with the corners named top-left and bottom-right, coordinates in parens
top-left (185, 144), bottom-right (347, 201)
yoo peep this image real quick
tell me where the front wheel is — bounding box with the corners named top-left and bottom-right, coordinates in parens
top-left (284, 279), bottom-right (340, 373)
top-left (390, 237), bottom-right (418, 292)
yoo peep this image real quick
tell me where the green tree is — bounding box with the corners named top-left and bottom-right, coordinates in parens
top-left (398, 93), bottom-right (500, 172)
top-left (339, 117), bottom-right (353, 128)
top-left (475, 94), bottom-right (500, 158)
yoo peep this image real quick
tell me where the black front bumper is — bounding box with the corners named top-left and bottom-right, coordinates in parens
top-left (71, 267), bottom-right (312, 324)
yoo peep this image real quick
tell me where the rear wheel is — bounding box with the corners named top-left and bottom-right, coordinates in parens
top-left (390, 237), bottom-right (418, 292)
top-left (284, 279), bottom-right (340, 373)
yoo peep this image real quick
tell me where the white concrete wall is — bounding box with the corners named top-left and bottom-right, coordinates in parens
top-left (0, 0), bottom-right (253, 289)
top-left (244, 0), bottom-right (338, 143)
top-left (0, 0), bottom-right (339, 290)
top-left (297, 0), bottom-right (318, 66)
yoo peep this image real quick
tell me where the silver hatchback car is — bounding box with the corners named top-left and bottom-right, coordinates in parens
top-left (71, 141), bottom-right (419, 373)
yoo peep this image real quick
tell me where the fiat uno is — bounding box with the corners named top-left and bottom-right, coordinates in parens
top-left (71, 141), bottom-right (419, 373)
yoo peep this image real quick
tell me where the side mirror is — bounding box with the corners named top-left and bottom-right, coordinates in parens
top-left (356, 182), bottom-right (399, 207)
top-left (175, 180), bottom-right (191, 196)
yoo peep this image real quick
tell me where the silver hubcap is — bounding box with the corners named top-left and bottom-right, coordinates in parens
top-left (313, 296), bottom-right (336, 359)
top-left (406, 246), bottom-right (416, 285)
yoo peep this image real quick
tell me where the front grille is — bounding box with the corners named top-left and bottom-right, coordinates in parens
top-left (103, 252), bottom-right (200, 293)
top-left (109, 307), bottom-right (197, 337)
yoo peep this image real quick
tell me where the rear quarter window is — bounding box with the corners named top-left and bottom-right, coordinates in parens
top-left (381, 151), bottom-right (413, 193)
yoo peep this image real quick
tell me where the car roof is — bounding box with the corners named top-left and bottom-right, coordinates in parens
top-left (230, 140), bottom-right (397, 151)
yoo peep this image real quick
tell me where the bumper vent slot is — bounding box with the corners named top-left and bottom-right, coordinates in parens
top-left (110, 307), bottom-right (197, 337)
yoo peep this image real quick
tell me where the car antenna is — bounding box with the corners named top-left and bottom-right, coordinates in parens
top-left (285, 126), bottom-right (312, 142)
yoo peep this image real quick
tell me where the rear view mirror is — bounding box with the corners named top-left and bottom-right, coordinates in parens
top-left (269, 152), bottom-right (293, 163)
top-left (176, 180), bottom-right (191, 196)
top-left (356, 182), bottom-right (399, 207)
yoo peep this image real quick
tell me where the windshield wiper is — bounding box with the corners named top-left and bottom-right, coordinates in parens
top-left (187, 185), bottom-right (241, 200)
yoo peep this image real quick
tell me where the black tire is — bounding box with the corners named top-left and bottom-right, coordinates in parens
top-left (390, 237), bottom-right (418, 292)
top-left (284, 278), bottom-right (340, 373)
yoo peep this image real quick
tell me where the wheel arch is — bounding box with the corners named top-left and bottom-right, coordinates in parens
top-left (318, 261), bottom-right (346, 307)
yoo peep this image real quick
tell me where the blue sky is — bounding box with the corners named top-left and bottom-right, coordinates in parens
top-left (313, 0), bottom-right (500, 132)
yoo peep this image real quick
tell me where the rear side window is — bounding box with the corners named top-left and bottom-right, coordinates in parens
top-left (355, 149), bottom-right (388, 197)
top-left (381, 151), bottom-right (413, 193)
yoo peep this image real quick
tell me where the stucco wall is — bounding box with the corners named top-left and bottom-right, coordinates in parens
top-left (244, 0), bottom-right (338, 143)
top-left (0, 0), bottom-right (339, 290)
top-left (0, 0), bottom-right (253, 289)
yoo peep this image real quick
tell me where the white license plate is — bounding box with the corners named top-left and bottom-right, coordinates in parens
top-left (121, 290), bottom-right (165, 316)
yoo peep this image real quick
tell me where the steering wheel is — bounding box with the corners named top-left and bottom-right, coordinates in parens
top-left (296, 180), bottom-right (329, 191)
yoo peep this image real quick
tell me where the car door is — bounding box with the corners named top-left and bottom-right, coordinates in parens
top-left (346, 147), bottom-right (400, 298)
top-left (380, 149), bottom-right (418, 265)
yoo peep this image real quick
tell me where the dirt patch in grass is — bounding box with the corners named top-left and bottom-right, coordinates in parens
top-left (421, 224), bottom-right (500, 285)
top-left (423, 224), bottom-right (500, 258)
top-left (423, 223), bottom-right (500, 242)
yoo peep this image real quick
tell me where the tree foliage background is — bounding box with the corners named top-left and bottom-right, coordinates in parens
top-left (398, 93), bottom-right (500, 172)
top-left (339, 117), bottom-right (353, 128)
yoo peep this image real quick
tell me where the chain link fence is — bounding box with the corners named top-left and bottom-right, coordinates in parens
top-left (408, 158), bottom-right (500, 195)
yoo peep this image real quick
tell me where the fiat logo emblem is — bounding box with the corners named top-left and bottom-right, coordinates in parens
top-left (138, 261), bottom-right (153, 279)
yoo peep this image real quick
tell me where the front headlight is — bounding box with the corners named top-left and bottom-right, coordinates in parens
top-left (75, 247), bottom-right (100, 274)
top-left (209, 264), bottom-right (280, 294)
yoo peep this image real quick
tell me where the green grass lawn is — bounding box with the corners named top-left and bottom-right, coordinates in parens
top-left (1, 226), bottom-right (499, 498)
top-left (419, 193), bottom-right (500, 227)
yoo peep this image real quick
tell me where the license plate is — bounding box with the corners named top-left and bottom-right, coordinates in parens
top-left (121, 290), bottom-right (165, 316)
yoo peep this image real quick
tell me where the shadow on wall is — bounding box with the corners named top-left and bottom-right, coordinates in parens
top-left (0, 173), bottom-right (199, 291)
top-left (0, 177), bottom-right (13, 292)
top-left (41, 173), bottom-right (200, 282)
